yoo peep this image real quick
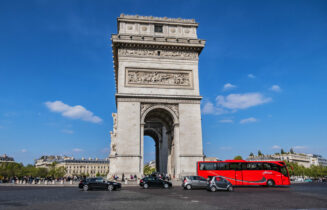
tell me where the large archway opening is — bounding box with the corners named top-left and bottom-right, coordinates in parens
top-left (143, 107), bottom-right (176, 175)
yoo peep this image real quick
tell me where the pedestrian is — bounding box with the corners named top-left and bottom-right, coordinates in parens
top-left (122, 173), bottom-right (125, 182)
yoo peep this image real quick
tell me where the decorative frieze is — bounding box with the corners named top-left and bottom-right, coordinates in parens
top-left (118, 48), bottom-right (198, 60)
top-left (126, 68), bottom-right (193, 89)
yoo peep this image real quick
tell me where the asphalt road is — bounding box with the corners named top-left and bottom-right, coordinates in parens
top-left (0, 183), bottom-right (326, 210)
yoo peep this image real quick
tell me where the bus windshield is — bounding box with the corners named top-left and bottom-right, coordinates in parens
top-left (280, 166), bottom-right (289, 177)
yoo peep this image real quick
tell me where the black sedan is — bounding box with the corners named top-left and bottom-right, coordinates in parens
top-left (79, 177), bottom-right (121, 191)
top-left (140, 176), bottom-right (172, 189)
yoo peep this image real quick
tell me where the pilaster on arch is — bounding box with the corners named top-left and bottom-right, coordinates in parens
top-left (140, 104), bottom-right (179, 124)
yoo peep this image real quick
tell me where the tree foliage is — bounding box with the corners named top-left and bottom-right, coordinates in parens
top-left (258, 150), bottom-right (263, 156)
top-left (234, 155), bottom-right (243, 160)
top-left (285, 161), bottom-right (327, 178)
top-left (290, 148), bottom-right (294, 154)
top-left (0, 162), bottom-right (66, 179)
top-left (143, 165), bottom-right (155, 175)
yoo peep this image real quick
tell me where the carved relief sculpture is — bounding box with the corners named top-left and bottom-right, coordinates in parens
top-left (126, 68), bottom-right (192, 88)
top-left (110, 113), bottom-right (118, 155)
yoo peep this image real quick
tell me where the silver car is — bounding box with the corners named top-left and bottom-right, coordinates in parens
top-left (207, 176), bottom-right (233, 192)
top-left (182, 176), bottom-right (207, 190)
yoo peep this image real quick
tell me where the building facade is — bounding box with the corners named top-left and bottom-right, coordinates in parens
top-left (0, 154), bottom-right (14, 163)
top-left (56, 158), bottom-right (110, 177)
top-left (109, 14), bottom-right (206, 179)
top-left (35, 155), bottom-right (110, 177)
top-left (247, 153), bottom-right (327, 168)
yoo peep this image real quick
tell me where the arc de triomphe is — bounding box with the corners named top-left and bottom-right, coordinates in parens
top-left (109, 14), bottom-right (206, 179)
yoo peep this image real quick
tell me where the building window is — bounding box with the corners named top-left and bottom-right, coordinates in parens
top-left (155, 25), bottom-right (163, 33)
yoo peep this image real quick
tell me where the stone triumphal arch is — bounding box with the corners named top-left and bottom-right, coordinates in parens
top-left (109, 14), bottom-right (206, 179)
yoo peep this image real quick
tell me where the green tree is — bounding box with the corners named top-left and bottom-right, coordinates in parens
top-left (234, 155), bottom-right (243, 160)
top-left (281, 149), bottom-right (285, 154)
top-left (96, 172), bottom-right (101, 177)
top-left (249, 152), bottom-right (254, 157)
top-left (258, 150), bottom-right (263, 156)
top-left (290, 148), bottom-right (294, 154)
top-left (36, 168), bottom-right (48, 178)
top-left (143, 165), bottom-right (155, 175)
top-left (53, 166), bottom-right (66, 179)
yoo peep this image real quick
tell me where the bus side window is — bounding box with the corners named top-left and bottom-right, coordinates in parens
top-left (270, 163), bottom-right (280, 172)
top-left (200, 162), bottom-right (217, 170)
top-left (200, 163), bottom-right (205, 170)
top-left (247, 163), bottom-right (258, 170)
top-left (241, 163), bottom-right (247, 170)
top-left (257, 163), bottom-right (264, 170)
top-left (217, 162), bottom-right (230, 170)
top-left (229, 163), bottom-right (241, 170)
top-left (263, 163), bottom-right (272, 170)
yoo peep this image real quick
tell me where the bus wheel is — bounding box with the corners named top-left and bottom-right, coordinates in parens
top-left (267, 179), bottom-right (275, 187)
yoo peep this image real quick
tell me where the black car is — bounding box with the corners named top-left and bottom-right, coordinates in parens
top-left (79, 177), bottom-right (121, 191)
top-left (140, 176), bottom-right (172, 189)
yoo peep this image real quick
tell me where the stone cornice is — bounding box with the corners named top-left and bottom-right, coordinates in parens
top-left (116, 93), bottom-right (202, 104)
top-left (118, 14), bottom-right (198, 27)
top-left (112, 34), bottom-right (206, 49)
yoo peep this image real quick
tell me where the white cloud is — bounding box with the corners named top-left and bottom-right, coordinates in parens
top-left (293, 145), bottom-right (308, 150)
top-left (202, 101), bottom-right (215, 114)
top-left (272, 145), bottom-right (281, 149)
top-left (270, 85), bottom-right (282, 92)
top-left (72, 148), bottom-right (83, 152)
top-left (21, 149), bottom-right (27, 153)
top-left (45, 101), bottom-right (102, 123)
top-left (223, 83), bottom-right (237, 91)
top-left (216, 93), bottom-right (271, 110)
top-left (202, 101), bottom-right (228, 115)
top-left (219, 119), bottom-right (233, 123)
top-left (248, 74), bottom-right (255, 79)
top-left (240, 117), bottom-right (257, 124)
top-left (61, 129), bottom-right (74, 134)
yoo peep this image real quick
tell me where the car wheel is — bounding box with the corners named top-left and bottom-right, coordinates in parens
top-left (210, 186), bottom-right (216, 192)
top-left (186, 184), bottom-right (192, 190)
top-left (143, 183), bottom-right (149, 189)
top-left (267, 179), bottom-right (275, 187)
top-left (83, 185), bottom-right (88, 191)
top-left (228, 186), bottom-right (233, 192)
top-left (164, 183), bottom-right (169, 189)
top-left (108, 185), bottom-right (114, 191)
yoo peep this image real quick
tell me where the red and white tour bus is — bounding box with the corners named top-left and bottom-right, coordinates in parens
top-left (197, 160), bottom-right (290, 186)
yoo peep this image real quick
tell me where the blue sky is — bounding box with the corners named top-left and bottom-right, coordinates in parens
top-left (0, 0), bottom-right (327, 165)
